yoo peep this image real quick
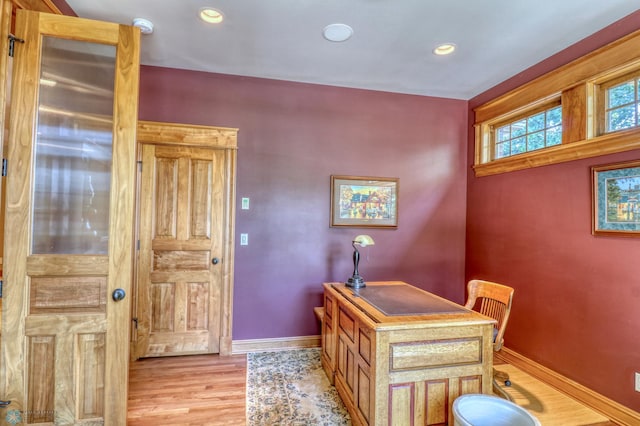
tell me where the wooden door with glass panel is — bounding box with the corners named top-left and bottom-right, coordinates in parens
top-left (0, 10), bottom-right (139, 425)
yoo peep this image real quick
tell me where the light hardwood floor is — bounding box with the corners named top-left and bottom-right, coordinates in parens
top-left (127, 354), bottom-right (247, 425)
top-left (127, 353), bottom-right (617, 425)
top-left (494, 363), bottom-right (616, 426)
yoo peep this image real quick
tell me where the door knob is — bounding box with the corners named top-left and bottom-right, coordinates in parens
top-left (0, 400), bottom-right (10, 407)
top-left (212, 258), bottom-right (219, 265)
top-left (112, 288), bottom-right (126, 301)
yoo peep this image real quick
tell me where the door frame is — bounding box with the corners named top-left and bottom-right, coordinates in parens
top-left (132, 120), bottom-right (238, 357)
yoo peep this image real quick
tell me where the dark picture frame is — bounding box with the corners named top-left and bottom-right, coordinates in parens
top-left (592, 159), bottom-right (640, 236)
top-left (330, 175), bottom-right (398, 228)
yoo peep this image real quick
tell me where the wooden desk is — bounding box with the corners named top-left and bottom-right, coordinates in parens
top-left (321, 281), bottom-right (495, 426)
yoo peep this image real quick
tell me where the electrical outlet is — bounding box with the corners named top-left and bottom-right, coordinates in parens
top-left (240, 233), bottom-right (248, 246)
top-left (635, 372), bottom-right (640, 392)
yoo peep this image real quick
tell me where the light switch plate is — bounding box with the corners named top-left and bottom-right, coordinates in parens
top-left (241, 198), bottom-right (250, 210)
top-left (240, 233), bottom-right (248, 246)
top-left (635, 372), bottom-right (640, 392)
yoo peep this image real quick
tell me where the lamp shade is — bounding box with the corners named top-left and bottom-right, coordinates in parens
top-left (353, 235), bottom-right (375, 247)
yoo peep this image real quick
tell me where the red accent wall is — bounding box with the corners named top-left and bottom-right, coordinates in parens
top-left (466, 10), bottom-right (640, 410)
top-left (51, 0), bottom-right (76, 16)
top-left (138, 68), bottom-right (469, 340)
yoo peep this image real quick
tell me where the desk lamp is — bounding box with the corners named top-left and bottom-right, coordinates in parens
top-left (346, 235), bottom-right (375, 289)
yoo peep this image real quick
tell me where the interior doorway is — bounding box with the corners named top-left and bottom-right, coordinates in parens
top-left (130, 121), bottom-right (238, 360)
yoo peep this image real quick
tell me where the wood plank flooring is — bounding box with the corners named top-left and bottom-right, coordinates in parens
top-left (128, 353), bottom-right (617, 425)
top-left (127, 354), bottom-right (247, 426)
top-left (495, 364), bottom-right (615, 426)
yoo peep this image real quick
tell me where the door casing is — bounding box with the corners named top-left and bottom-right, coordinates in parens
top-left (131, 120), bottom-right (238, 359)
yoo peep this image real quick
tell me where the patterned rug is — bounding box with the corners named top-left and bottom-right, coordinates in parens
top-left (246, 348), bottom-right (351, 425)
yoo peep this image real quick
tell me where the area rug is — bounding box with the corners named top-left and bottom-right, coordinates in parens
top-left (246, 348), bottom-right (351, 425)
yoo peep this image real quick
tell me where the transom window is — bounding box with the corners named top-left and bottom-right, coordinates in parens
top-left (493, 105), bottom-right (562, 160)
top-left (604, 75), bottom-right (640, 133)
top-left (474, 30), bottom-right (640, 177)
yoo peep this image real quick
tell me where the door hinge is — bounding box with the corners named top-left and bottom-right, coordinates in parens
top-left (137, 160), bottom-right (142, 172)
top-left (2, 158), bottom-right (6, 176)
top-left (132, 317), bottom-right (138, 329)
top-left (0, 280), bottom-right (3, 298)
top-left (136, 239), bottom-right (140, 250)
top-left (8, 34), bottom-right (24, 57)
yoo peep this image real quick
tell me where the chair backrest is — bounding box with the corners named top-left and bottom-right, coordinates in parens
top-left (464, 279), bottom-right (514, 352)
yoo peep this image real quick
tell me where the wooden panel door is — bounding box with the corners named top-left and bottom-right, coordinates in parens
top-left (135, 143), bottom-right (227, 357)
top-left (1, 10), bottom-right (139, 425)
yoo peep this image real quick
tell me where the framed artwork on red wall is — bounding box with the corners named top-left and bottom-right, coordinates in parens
top-left (330, 175), bottom-right (398, 228)
top-left (592, 159), bottom-right (640, 236)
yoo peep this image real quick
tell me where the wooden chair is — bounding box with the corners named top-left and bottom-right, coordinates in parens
top-left (464, 279), bottom-right (514, 401)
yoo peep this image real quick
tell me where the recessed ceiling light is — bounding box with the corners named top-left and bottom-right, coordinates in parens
top-left (199, 7), bottom-right (224, 24)
top-left (132, 18), bottom-right (154, 35)
top-left (433, 43), bottom-right (456, 56)
top-left (323, 23), bottom-right (353, 42)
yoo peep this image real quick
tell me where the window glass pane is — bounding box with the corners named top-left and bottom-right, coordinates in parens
top-left (492, 104), bottom-right (562, 160)
top-left (527, 131), bottom-right (545, 151)
top-left (512, 137), bottom-right (526, 154)
top-left (32, 37), bottom-right (116, 254)
top-left (511, 120), bottom-right (526, 137)
top-left (496, 126), bottom-right (510, 142)
top-left (547, 106), bottom-right (562, 127)
top-left (546, 126), bottom-right (562, 146)
top-left (608, 81), bottom-right (635, 108)
top-left (495, 142), bottom-right (510, 159)
top-left (605, 77), bottom-right (640, 134)
top-left (527, 113), bottom-right (544, 132)
top-left (607, 105), bottom-right (636, 132)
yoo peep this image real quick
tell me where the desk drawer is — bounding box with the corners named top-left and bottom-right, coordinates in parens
top-left (390, 337), bottom-right (482, 371)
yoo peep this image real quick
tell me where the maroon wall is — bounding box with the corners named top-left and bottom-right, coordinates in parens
top-left (52, 0), bottom-right (640, 412)
top-left (138, 68), bottom-right (469, 340)
top-left (467, 11), bottom-right (640, 410)
top-left (51, 0), bottom-right (76, 16)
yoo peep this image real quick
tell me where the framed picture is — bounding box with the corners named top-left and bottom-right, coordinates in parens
top-left (592, 159), bottom-right (640, 236)
top-left (330, 175), bottom-right (398, 228)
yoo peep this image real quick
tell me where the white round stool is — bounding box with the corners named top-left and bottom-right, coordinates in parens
top-left (453, 394), bottom-right (541, 426)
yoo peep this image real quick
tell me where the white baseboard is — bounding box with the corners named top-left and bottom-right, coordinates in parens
top-left (232, 335), bottom-right (321, 354)
top-left (497, 347), bottom-right (640, 426)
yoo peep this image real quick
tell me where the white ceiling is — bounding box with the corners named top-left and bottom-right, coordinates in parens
top-left (65, 0), bottom-right (639, 100)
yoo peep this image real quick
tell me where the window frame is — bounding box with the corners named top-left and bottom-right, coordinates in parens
top-left (597, 70), bottom-right (640, 136)
top-left (489, 100), bottom-right (562, 161)
top-left (473, 27), bottom-right (640, 177)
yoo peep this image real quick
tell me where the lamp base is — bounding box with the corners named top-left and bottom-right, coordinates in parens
top-left (346, 275), bottom-right (366, 289)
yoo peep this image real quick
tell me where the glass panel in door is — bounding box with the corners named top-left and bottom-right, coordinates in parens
top-left (32, 37), bottom-right (116, 254)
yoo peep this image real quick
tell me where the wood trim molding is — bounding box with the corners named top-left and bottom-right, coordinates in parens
top-left (473, 127), bottom-right (640, 177)
top-left (137, 120), bottom-right (238, 150)
top-left (12, 0), bottom-right (61, 14)
top-left (496, 347), bottom-right (640, 426)
top-left (219, 148), bottom-right (237, 356)
top-left (232, 335), bottom-right (321, 354)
